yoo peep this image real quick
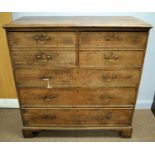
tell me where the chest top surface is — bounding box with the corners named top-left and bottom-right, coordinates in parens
top-left (4, 16), bottom-right (152, 29)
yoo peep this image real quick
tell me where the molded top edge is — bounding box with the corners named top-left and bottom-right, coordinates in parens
top-left (4, 16), bottom-right (152, 29)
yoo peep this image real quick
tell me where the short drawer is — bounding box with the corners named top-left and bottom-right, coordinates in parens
top-left (11, 50), bottom-right (76, 68)
top-left (8, 32), bottom-right (76, 49)
top-left (15, 68), bottom-right (140, 88)
top-left (19, 88), bottom-right (136, 108)
top-left (79, 50), bottom-right (144, 68)
top-left (79, 32), bottom-right (148, 50)
top-left (22, 108), bottom-right (133, 127)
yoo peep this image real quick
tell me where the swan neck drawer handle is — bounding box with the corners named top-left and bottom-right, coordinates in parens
top-left (102, 74), bottom-right (118, 81)
top-left (100, 95), bottom-right (112, 101)
top-left (34, 34), bottom-right (51, 43)
top-left (104, 52), bottom-right (119, 62)
top-left (35, 52), bottom-right (53, 61)
top-left (41, 95), bottom-right (57, 101)
top-left (42, 114), bottom-right (56, 119)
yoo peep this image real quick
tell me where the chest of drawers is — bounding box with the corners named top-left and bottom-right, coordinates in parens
top-left (4, 16), bottom-right (151, 138)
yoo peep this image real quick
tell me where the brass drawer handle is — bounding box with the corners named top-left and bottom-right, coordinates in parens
top-left (104, 52), bottom-right (119, 62)
top-left (98, 112), bottom-right (112, 120)
top-left (102, 35), bottom-right (122, 41)
top-left (41, 95), bottom-right (57, 101)
top-left (40, 75), bottom-right (52, 81)
top-left (34, 34), bottom-right (51, 43)
top-left (42, 114), bottom-right (56, 119)
top-left (35, 52), bottom-right (52, 62)
top-left (100, 95), bottom-right (112, 101)
top-left (102, 74), bottom-right (118, 81)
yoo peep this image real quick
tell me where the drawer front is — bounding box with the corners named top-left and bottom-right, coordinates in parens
top-left (79, 51), bottom-right (144, 68)
top-left (15, 69), bottom-right (74, 88)
top-left (79, 32), bottom-right (147, 50)
top-left (8, 32), bottom-right (76, 49)
top-left (22, 108), bottom-right (133, 127)
top-left (19, 88), bottom-right (136, 107)
top-left (11, 50), bottom-right (76, 68)
top-left (15, 69), bottom-right (140, 88)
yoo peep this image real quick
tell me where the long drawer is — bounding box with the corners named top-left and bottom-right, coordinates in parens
top-left (19, 88), bottom-right (136, 108)
top-left (15, 68), bottom-right (140, 88)
top-left (79, 32), bottom-right (147, 50)
top-left (8, 32), bottom-right (76, 49)
top-left (79, 50), bottom-right (144, 68)
top-left (11, 50), bottom-right (76, 68)
top-left (22, 108), bottom-right (133, 127)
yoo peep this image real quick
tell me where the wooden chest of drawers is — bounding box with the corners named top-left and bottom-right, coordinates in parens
top-left (4, 16), bottom-right (152, 138)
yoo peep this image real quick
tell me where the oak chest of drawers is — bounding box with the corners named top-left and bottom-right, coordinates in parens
top-left (4, 16), bottom-right (152, 138)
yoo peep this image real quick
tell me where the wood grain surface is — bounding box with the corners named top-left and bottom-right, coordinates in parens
top-left (4, 16), bottom-right (152, 28)
top-left (19, 87), bottom-right (136, 108)
top-left (79, 50), bottom-right (144, 68)
top-left (11, 50), bottom-right (76, 68)
top-left (22, 108), bottom-right (133, 127)
top-left (15, 68), bottom-right (141, 88)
